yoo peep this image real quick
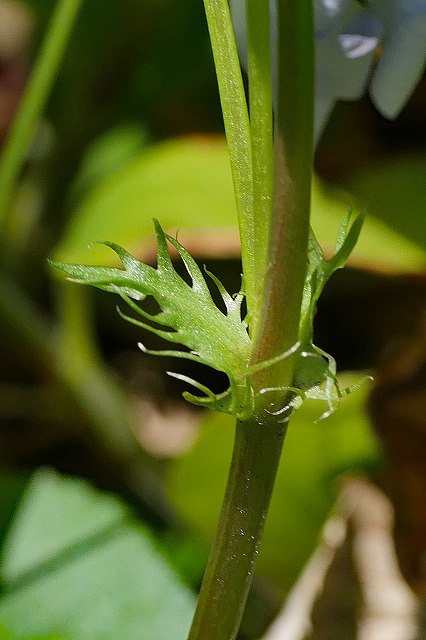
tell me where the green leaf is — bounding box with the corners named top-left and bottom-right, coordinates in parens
top-left (167, 379), bottom-right (380, 592)
top-left (0, 469), bottom-right (195, 639)
top-left (275, 212), bottom-right (369, 420)
top-left (52, 219), bottom-right (339, 421)
top-left (329, 209), bottom-right (365, 274)
top-left (301, 211), bottom-right (365, 345)
top-left (0, 471), bottom-right (128, 584)
top-left (51, 220), bottom-right (257, 420)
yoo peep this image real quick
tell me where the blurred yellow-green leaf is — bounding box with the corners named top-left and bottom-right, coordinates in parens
top-left (53, 137), bottom-right (426, 276)
top-left (347, 154), bottom-right (426, 253)
top-left (53, 137), bottom-right (239, 267)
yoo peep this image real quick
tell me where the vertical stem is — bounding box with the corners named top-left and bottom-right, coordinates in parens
top-left (246, 0), bottom-right (273, 337)
top-left (188, 417), bottom-right (286, 640)
top-left (202, 0), bottom-right (255, 312)
top-left (252, 0), bottom-right (314, 399)
top-left (0, 0), bottom-right (83, 237)
top-left (188, 2), bottom-right (314, 638)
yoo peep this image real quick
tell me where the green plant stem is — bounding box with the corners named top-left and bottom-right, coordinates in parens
top-left (202, 0), bottom-right (255, 313)
top-left (189, 2), bottom-right (314, 638)
top-left (247, 0), bottom-right (273, 337)
top-left (0, 0), bottom-right (83, 238)
top-left (188, 416), bottom-right (286, 640)
top-left (251, 0), bottom-right (314, 399)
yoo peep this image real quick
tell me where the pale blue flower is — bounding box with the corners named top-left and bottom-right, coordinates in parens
top-left (230, 0), bottom-right (426, 141)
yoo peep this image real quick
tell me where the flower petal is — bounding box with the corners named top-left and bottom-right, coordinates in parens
top-left (370, 15), bottom-right (426, 118)
top-left (315, 0), bottom-right (352, 35)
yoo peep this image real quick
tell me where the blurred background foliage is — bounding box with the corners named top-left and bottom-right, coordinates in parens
top-left (0, 0), bottom-right (425, 637)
